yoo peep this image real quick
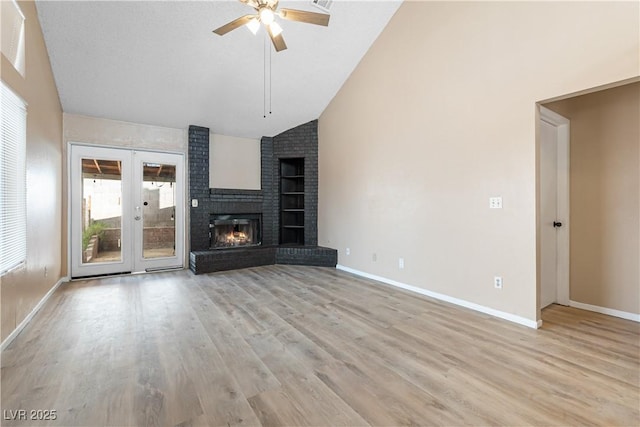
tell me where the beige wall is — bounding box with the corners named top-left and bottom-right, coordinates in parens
top-left (1, 1), bottom-right (63, 342)
top-left (209, 133), bottom-right (261, 190)
top-left (545, 83), bottom-right (639, 315)
top-left (63, 113), bottom-right (187, 153)
top-left (318, 1), bottom-right (639, 324)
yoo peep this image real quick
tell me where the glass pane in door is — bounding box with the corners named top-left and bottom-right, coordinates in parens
top-left (81, 158), bottom-right (122, 264)
top-left (142, 162), bottom-right (176, 259)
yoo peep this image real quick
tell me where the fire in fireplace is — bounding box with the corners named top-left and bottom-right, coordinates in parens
top-left (210, 214), bottom-right (261, 249)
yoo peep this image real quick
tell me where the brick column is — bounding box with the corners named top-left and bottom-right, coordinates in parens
top-left (188, 125), bottom-right (210, 251)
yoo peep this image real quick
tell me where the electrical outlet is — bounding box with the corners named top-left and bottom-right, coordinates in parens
top-left (399, 258), bottom-right (405, 269)
top-left (489, 197), bottom-right (503, 209)
top-left (494, 276), bottom-right (503, 289)
top-left (372, 253), bottom-right (377, 262)
top-left (191, 199), bottom-right (198, 208)
top-left (346, 248), bottom-right (350, 256)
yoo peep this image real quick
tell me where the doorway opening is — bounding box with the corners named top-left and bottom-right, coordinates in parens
top-left (537, 79), bottom-right (640, 323)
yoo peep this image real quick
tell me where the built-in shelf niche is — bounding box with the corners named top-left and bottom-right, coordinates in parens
top-left (280, 157), bottom-right (305, 245)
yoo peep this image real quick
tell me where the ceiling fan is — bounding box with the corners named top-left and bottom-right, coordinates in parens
top-left (213, 0), bottom-right (330, 52)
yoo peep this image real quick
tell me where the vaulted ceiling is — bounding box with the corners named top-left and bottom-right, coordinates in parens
top-left (36, 0), bottom-right (402, 139)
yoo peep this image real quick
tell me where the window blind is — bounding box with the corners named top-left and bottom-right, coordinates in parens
top-left (1, 82), bottom-right (27, 274)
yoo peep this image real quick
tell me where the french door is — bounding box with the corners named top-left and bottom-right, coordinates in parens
top-left (70, 145), bottom-right (184, 278)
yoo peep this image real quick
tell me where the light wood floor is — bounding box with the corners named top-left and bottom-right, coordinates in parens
top-left (1, 265), bottom-right (638, 426)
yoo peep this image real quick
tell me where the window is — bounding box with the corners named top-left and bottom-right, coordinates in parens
top-left (1, 82), bottom-right (27, 274)
top-left (1, 0), bottom-right (26, 76)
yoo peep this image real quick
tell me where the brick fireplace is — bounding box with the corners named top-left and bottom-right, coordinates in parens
top-left (188, 121), bottom-right (337, 273)
top-left (209, 213), bottom-right (261, 249)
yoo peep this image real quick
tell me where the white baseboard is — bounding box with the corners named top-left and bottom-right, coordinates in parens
top-left (1, 276), bottom-right (68, 351)
top-left (569, 300), bottom-right (640, 322)
top-left (336, 265), bottom-right (539, 329)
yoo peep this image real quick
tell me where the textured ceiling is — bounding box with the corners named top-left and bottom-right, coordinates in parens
top-left (36, 0), bottom-right (402, 138)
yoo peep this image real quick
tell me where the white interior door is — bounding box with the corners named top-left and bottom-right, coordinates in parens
top-left (539, 107), bottom-right (570, 308)
top-left (71, 145), bottom-right (184, 278)
top-left (540, 120), bottom-right (559, 308)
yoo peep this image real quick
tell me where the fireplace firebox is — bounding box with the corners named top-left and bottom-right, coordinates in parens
top-left (210, 214), bottom-right (261, 249)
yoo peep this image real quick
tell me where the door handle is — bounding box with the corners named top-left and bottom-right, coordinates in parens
top-left (553, 221), bottom-right (562, 228)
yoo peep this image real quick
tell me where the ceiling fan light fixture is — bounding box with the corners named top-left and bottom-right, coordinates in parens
top-left (246, 17), bottom-right (260, 34)
top-left (269, 21), bottom-right (283, 37)
top-left (213, 0), bottom-right (331, 53)
top-left (259, 7), bottom-right (275, 25)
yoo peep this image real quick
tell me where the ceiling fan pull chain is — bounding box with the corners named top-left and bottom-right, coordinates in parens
top-left (269, 40), bottom-right (272, 115)
top-left (263, 30), bottom-right (267, 119)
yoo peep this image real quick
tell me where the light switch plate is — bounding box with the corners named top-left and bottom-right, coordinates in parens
top-left (191, 199), bottom-right (198, 208)
top-left (489, 197), bottom-right (502, 209)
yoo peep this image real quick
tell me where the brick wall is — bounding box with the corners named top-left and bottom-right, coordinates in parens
top-left (263, 120), bottom-right (319, 246)
top-left (188, 126), bottom-right (211, 251)
top-left (99, 228), bottom-right (121, 251)
top-left (261, 136), bottom-right (277, 245)
top-left (189, 120), bottom-right (319, 252)
top-left (143, 227), bottom-right (175, 250)
top-left (209, 188), bottom-right (263, 214)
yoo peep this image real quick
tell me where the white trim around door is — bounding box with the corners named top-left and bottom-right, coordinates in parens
top-left (69, 144), bottom-right (185, 278)
top-left (538, 106), bottom-right (570, 308)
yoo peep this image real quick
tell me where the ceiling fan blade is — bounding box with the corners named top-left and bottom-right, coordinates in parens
top-left (240, 0), bottom-right (259, 7)
top-left (268, 26), bottom-right (287, 52)
top-left (278, 8), bottom-right (330, 26)
top-left (213, 15), bottom-right (255, 36)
